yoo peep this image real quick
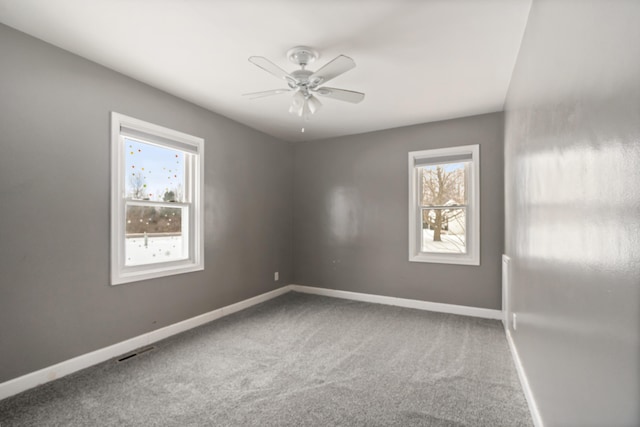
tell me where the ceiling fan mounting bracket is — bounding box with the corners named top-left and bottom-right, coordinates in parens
top-left (287, 46), bottom-right (318, 68)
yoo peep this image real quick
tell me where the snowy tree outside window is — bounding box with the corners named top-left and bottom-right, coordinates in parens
top-left (419, 162), bottom-right (468, 254)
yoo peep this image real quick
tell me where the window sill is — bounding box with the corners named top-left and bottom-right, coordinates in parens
top-left (112, 261), bottom-right (203, 285)
top-left (409, 253), bottom-right (479, 266)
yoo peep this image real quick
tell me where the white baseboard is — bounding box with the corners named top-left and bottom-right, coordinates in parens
top-left (502, 254), bottom-right (511, 328)
top-left (0, 285), bottom-right (290, 401)
top-left (0, 283), bottom-right (504, 401)
top-left (290, 284), bottom-right (502, 320)
top-left (505, 329), bottom-right (544, 427)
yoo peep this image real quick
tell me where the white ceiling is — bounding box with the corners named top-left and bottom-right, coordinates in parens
top-left (0, 0), bottom-right (531, 142)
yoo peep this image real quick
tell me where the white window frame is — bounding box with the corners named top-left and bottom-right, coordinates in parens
top-left (110, 112), bottom-right (204, 285)
top-left (408, 144), bottom-right (480, 265)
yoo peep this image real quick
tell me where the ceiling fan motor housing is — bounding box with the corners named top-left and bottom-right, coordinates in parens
top-left (289, 69), bottom-right (322, 94)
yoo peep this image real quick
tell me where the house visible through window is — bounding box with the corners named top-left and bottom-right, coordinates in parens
top-left (409, 145), bottom-right (479, 265)
top-left (111, 112), bottom-right (204, 284)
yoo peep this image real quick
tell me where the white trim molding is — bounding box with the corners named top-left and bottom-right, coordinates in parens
top-left (0, 286), bottom-right (290, 401)
top-left (290, 284), bottom-right (502, 320)
top-left (506, 329), bottom-right (545, 427)
top-left (502, 254), bottom-right (511, 328)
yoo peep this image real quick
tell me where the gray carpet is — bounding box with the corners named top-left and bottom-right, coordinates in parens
top-left (0, 292), bottom-right (532, 426)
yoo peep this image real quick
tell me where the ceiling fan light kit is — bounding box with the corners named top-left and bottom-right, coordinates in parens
top-left (245, 46), bottom-right (365, 122)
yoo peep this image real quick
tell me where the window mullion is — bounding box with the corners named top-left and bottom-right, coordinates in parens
top-left (125, 199), bottom-right (190, 209)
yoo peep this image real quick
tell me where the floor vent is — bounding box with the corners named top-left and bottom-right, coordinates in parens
top-left (117, 346), bottom-right (156, 363)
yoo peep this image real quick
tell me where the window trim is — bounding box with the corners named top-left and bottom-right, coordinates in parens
top-left (110, 112), bottom-right (204, 285)
top-left (408, 144), bottom-right (480, 266)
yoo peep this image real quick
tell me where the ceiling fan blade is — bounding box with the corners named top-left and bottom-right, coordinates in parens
top-left (248, 56), bottom-right (294, 83)
top-left (243, 88), bottom-right (292, 99)
top-left (309, 55), bottom-right (356, 86)
top-left (314, 87), bottom-right (365, 103)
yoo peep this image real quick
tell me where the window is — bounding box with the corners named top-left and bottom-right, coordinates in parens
top-left (111, 112), bottom-right (204, 284)
top-left (408, 144), bottom-right (479, 265)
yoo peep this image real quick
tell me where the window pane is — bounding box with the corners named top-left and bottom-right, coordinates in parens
top-left (125, 138), bottom-right (185, 202)
top-left (421, 208), bottom-right (467, 254)
top-left (125, 205), bottom-right (188, 266)
top-left (420, 162), bottom-right (467, 206)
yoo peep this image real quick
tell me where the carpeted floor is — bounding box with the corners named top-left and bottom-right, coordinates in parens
top-left (0, 292), bottom-right (532, 426)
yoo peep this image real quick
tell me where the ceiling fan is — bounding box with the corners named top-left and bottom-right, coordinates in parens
top-left (244, 46), bottom-right (365, 120)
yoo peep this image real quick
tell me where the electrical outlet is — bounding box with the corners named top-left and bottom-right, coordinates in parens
top-left (274, 271), bottom-right (279, 281)
top-left (512, 313), bottom-right (517, 331)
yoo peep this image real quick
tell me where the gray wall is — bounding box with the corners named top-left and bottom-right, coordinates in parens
top-left (504, 1), bottom-right (640, 426)
top-left (0, 24), bottom-right (293, 383)
top-left (293, 113), bottom-right (504, 309)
